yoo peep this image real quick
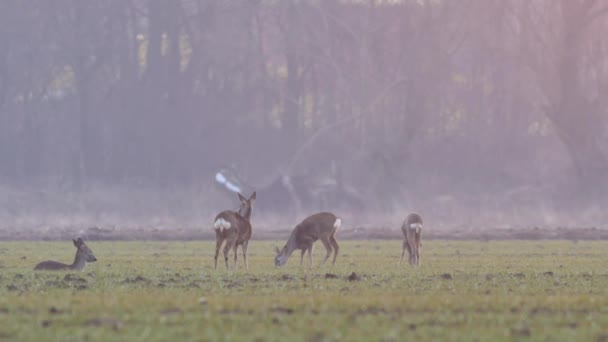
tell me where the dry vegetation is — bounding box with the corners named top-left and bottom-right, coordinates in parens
top-left (1, 240), bottom-right (607, 341)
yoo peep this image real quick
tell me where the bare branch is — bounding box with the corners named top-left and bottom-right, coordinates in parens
top-left (284, 77), bottom-right (410, 174)
top-left (586, 6), bottom-right (608, 24)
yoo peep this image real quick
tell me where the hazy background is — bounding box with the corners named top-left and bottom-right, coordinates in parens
top-left (1, 0), bottom-right (607, 235)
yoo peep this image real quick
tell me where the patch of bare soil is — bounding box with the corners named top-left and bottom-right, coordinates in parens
top-left (270, 307), bottom-right (294, 315)
top-left (278, 274), bottom-right (296, 281)
top-left (49, 307), bottom-right (67, 315)
top-left (121, 276), bottom-right (149, 284)
top-left (85, 318), bottom-right (123, 330)
top-left (1, 225), bottom-right (607, 241)
top-left (63, 274), bottom-right (86, 283)
top-left (347, 272), bottom-right (363, 281)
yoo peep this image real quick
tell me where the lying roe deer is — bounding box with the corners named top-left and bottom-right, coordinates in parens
top-left (401, 213), bottom-right (423, 266)
top-left (34, 238), bottom-right (97, 271)
top-left (274, 212), bottom-right (341, 268)
top-left (213, 192), bottom-right (256, 270)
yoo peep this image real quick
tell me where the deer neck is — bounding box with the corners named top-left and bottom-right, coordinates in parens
top-left (238, 207), bottom-right (251, 221)
top-left (283, 228), bottom-right (301, 257)
top-left (69, 251), bottom-right (87, 271)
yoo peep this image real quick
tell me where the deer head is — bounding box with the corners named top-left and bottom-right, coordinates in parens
top-left (274, 246), bottom-right (289, 267)
top-left (73, 238), bottom-right (97, 262)
top-left (237, 191), bottom-right (256, 220)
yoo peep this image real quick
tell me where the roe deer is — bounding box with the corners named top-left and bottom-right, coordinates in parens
top-left (401, 213), bottom-right (423, 266)
top-left (34, 238), bottom-right (97, 271)
top-left (213, 192), bottom-right (256, 270)
top-left (274, 212), bottom-right (341, 268)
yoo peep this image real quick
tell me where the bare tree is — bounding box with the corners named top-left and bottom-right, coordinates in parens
top-left (517, 0), bottom-right (608, 197)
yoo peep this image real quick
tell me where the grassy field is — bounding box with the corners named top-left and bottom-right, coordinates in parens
top-left (1, 240), bottom-right (607, 341)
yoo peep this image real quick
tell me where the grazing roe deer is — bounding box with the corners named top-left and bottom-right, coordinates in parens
top-left (274, 212), bottom-right (341, 268)
top-left (401, 213), bottom-right (423, 266)
top-left (34, 238), bottom-right (97, 271)
top-left (213, 192), bottom-right (256, 270)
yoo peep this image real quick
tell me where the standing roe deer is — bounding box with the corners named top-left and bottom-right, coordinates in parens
top-left (401, 213), bottom-right (423, 266)
top-left (213, 192), bottom-right (256, 270)
top-left (34, 238), bottom-right (97, 271)
top-left (274, 212), bottom-right (341, 268)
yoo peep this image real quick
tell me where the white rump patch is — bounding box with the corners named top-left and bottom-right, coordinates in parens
top-left (214, 218), bottom-right (231, 232)
top-left (333, 218), bottom-right (342, 230)
top-left (409, 223), bottom-right (422, 230)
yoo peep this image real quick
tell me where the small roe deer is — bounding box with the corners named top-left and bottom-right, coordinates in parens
top-left (401, 213), bottom-right (423, 266)
top-left (34, 238), bottom-right (97, 271)
top-left (213, 192), bottom-right (256, 270)
top-left (274, 212), bottom-right (341, 268)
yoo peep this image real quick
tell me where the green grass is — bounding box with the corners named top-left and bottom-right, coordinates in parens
top-left (1, 240), bottom-right (608, 341)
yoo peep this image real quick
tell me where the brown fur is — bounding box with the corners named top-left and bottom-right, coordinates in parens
top-left (401, 213), bottom-right (423, 266)
top-left (34, 238), bottom-right (97, 271)
top-left (213, 192), bottom-right (255, 270)
top-left (275, 212), bottom-right (341, 268)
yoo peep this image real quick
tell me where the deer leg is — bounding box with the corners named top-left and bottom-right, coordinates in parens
top-left (415, 235), bottom-right (421, 266)
top-left (407, 240), bottom-right (415, 266)
top-left (320, 238), bottom-right (332, 266)
top-left (233, 244), bottom-right (239, 271)
top-left (404, 240), bottom-right (412, 266)
top-left (329, 234), bottom-right (339, 265)
top-left (214, 235), bottom-right (224, 270)
top-left (308, 245), bottom-right (314, 268)
top-left (300, 249), bottom-right (306, 267)
top-left (223, 237), bottom-right (236, 270)
top-left (400, 240), bottom-right (408, 266)
top-left (242, 240), bottom-right (249, 271)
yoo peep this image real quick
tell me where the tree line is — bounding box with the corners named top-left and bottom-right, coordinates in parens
top-left (1, 0), bottom-right (607, 223)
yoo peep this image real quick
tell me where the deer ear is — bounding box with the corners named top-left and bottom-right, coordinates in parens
top-left (274, 246), bottom-right (281, 255)
top-left (73, 239), bottom-right (79, 247)
top-left (249, 191), bottom-right (256, 201)
top-left (238, 192), bottom-right (247, 203)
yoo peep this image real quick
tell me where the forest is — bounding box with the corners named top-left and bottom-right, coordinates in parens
top-left (1, 0), bottom-right (607, 230)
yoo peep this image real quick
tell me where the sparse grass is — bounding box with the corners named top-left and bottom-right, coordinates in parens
top-left (1, 240), bottom-right (608, 341)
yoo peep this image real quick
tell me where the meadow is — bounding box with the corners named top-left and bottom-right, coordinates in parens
top-left (1, 240), bottom-right (607, 341)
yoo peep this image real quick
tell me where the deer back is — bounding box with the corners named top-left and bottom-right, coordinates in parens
top-left (34, 260), bottom-right (70, 270)
top-left (402, 213), bottom-right (423, 240)
top-left (214, 210), bottom-right (252, 241)
top-left (214, 191), bottom-right (255, 239)
top-left (34, 238), bottom-right (96, 271)
top-left (295, 212), bottom-right (340, 245)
